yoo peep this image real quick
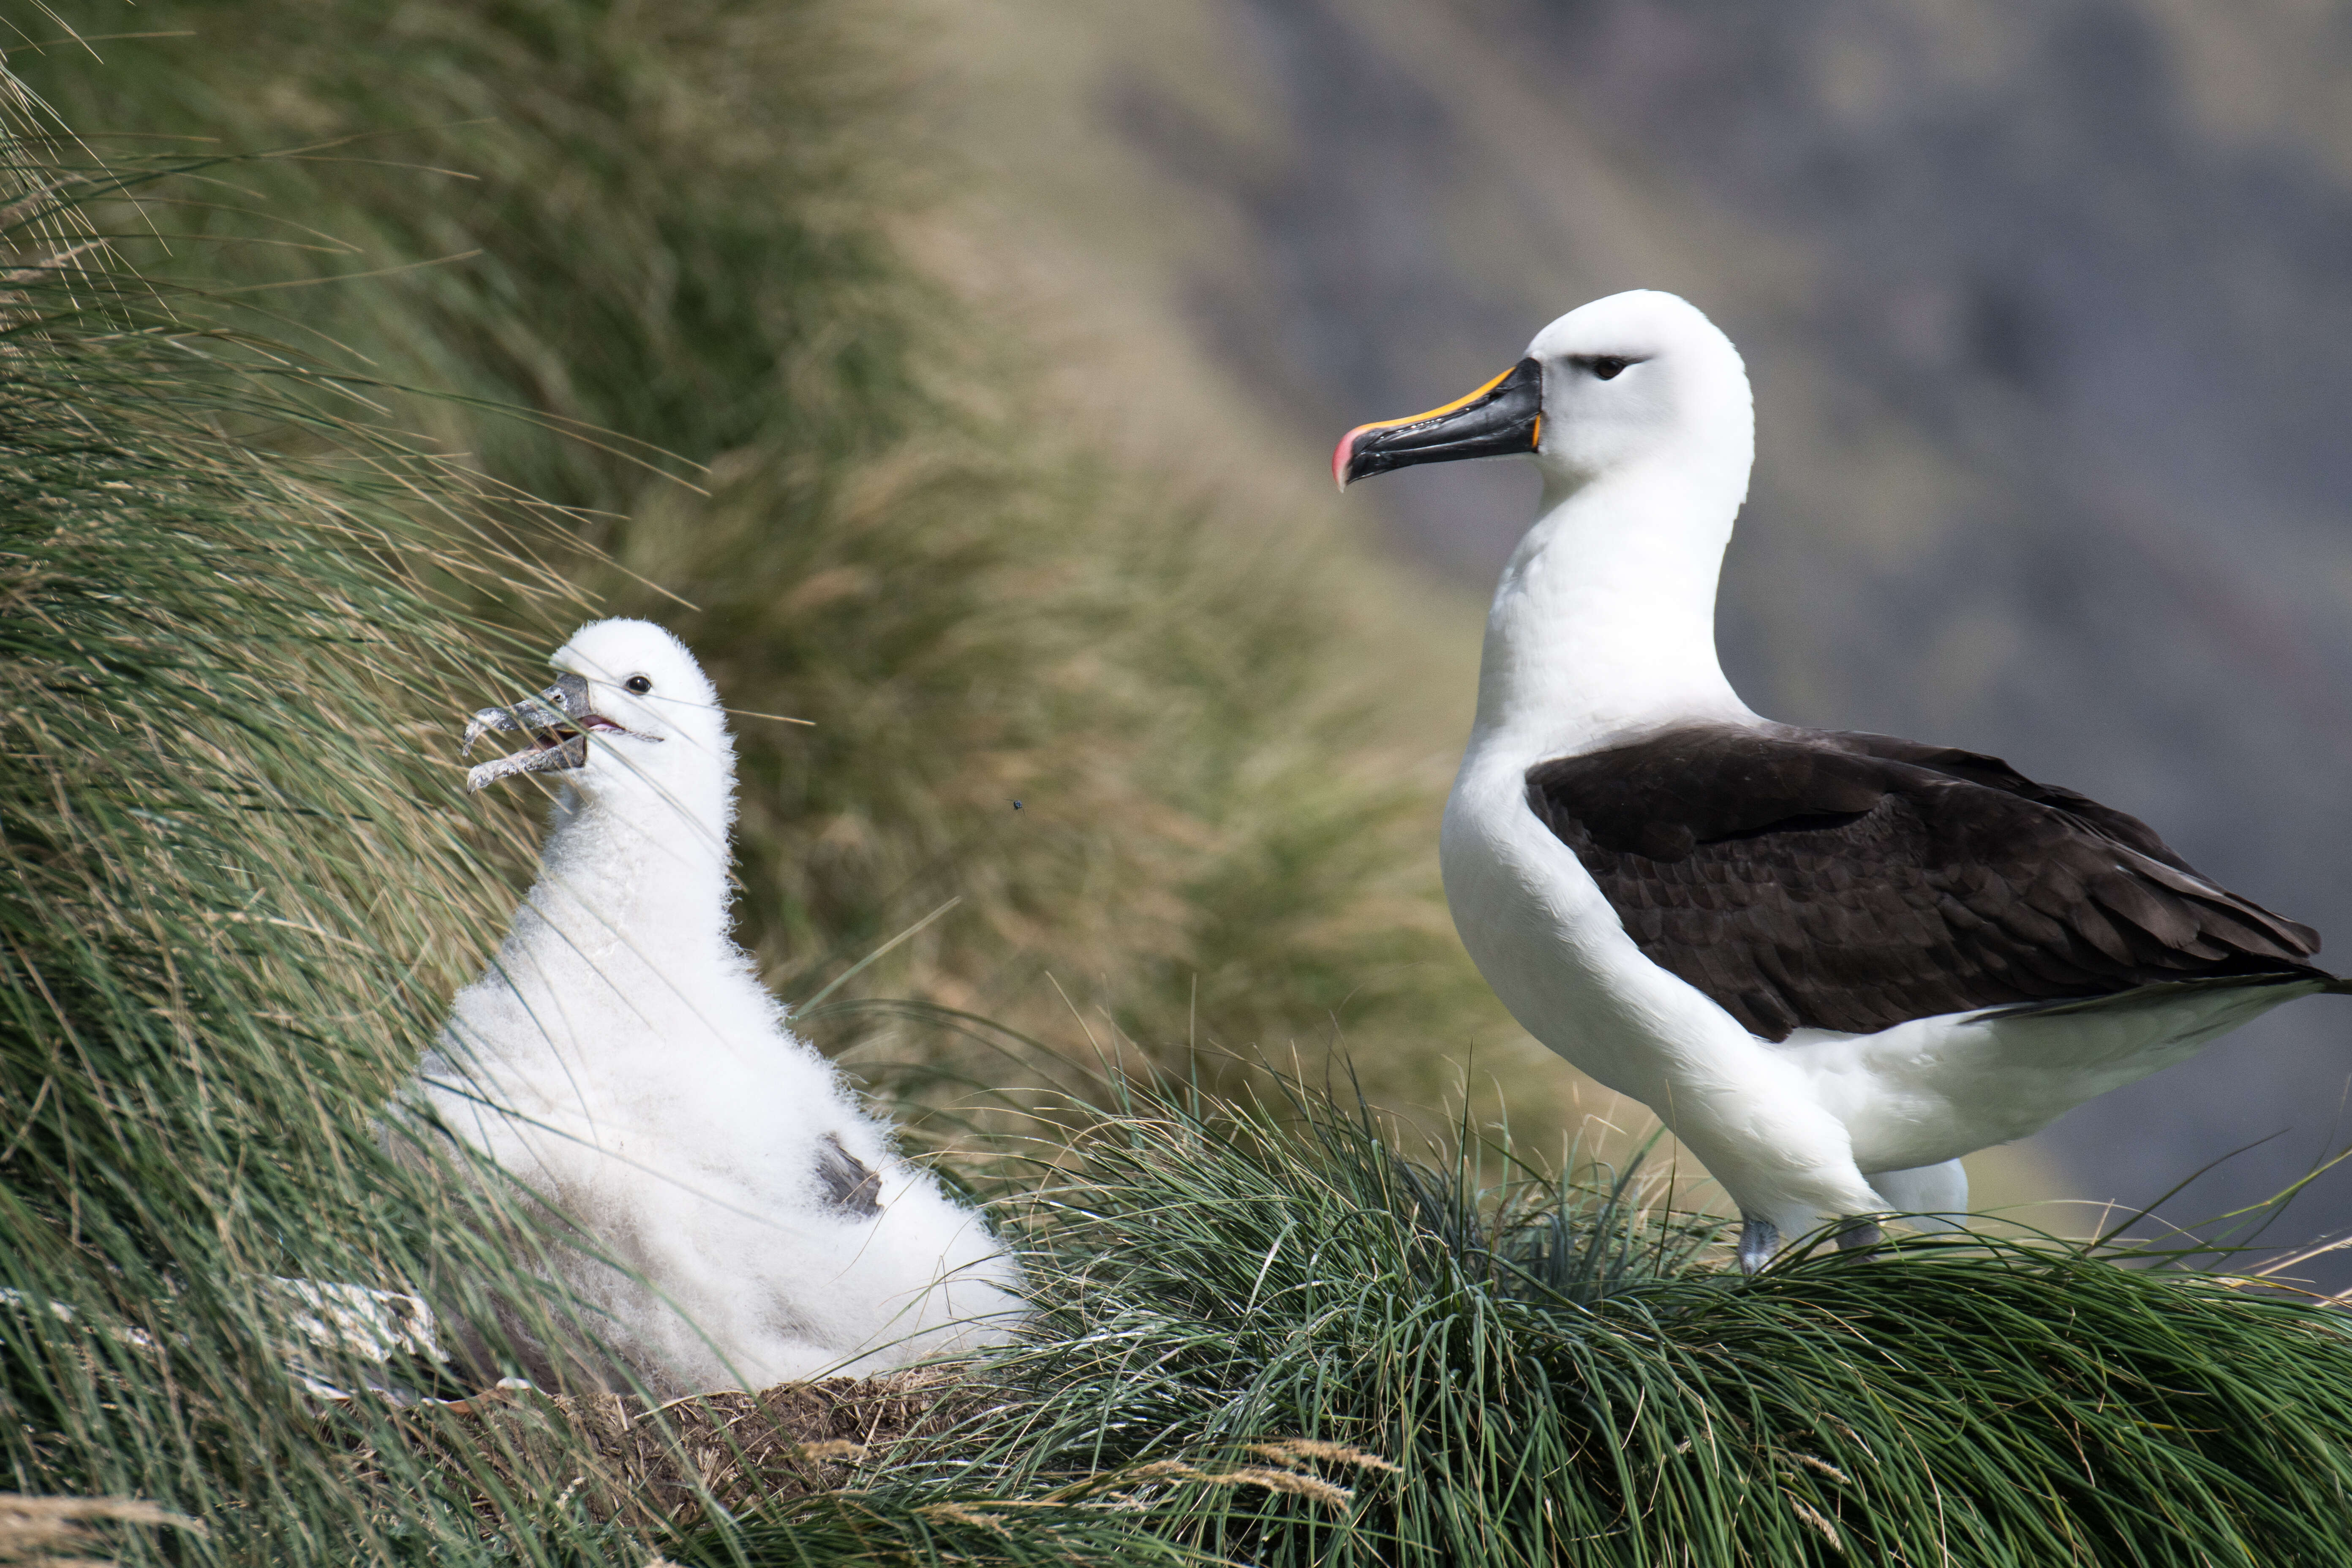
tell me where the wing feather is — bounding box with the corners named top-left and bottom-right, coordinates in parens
top-left (1525, 724), bottom-right (2327, 1041)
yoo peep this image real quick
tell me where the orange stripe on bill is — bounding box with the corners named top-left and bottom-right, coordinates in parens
top-left (1331, 357), bottom-right (1546, 490)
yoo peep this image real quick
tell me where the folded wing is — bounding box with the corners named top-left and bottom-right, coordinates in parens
top-left (1525, 725), bottom-right (2326, 1040)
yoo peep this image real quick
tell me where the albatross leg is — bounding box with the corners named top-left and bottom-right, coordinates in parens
top-left (1832, 1218), bottom-right (1884, 1252)
top-left (1867, 1158), bottom-right (1969, 1233)
top-left (1736, 1215), bottom-right (1780, 1274)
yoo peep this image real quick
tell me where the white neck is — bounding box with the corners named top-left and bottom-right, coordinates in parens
top-left (528, 765), bottom-right (735, 961)
top-left (1471, 455), bottom-right (1754, 758)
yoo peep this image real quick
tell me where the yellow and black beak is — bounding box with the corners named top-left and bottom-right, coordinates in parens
top-left (1332, 357), bottom-right (1544, 490)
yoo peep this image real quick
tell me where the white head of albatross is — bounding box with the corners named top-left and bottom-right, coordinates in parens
top-left (1338, 290), bottom-right (2344, 1272)
top-left (463, 618), bottom-right (726, 803)
top-left (429, 618), bottom-right (1021, 1391)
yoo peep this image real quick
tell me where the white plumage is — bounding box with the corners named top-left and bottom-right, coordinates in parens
top-left (1337, 291), bottom-right (2341, 1269)
top-left (419, 618), bottom-right (1019, 1392)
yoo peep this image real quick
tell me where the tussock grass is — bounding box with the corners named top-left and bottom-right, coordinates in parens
top-left (0, 71), bottom-right (1369, 1568)
top-left (0, 1492), bottom-right (203, 1564)
top-left (676, 1064), bottom-right (2352, 1567)
top-left (16, 15), bottom-right (2352, 1568)
top-left (668, 1490), bottom-right (1214, 1568)
top-left (0, 104), bottom-right (692, 1562)
top-left (21, 0), bottom-right (1485, 1100)
top-left (388, 1370), bottom-right (961, 1533)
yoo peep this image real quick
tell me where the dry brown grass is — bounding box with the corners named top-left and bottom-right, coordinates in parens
top-left (0, 1494), bottom-right (203, 1567)
top-left (343, 1370), bottom-right (962, 1536)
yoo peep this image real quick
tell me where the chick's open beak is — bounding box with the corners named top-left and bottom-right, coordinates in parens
top-left (1332, 357), bottom-right (1544, 489)
top-left (461, 672), bottom-right (606, 792)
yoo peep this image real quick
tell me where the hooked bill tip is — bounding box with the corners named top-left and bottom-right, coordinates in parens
top-left (1331, 425), bottom-right (1371, 491)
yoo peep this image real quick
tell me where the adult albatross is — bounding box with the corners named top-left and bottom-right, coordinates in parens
top-left (1334, 289), bottom-right (2345, 1271)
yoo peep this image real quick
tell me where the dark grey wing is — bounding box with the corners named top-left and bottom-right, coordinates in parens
top-left (815, 1133), bottom-right (884, 1219)
top-left (1831, 731), bottom-right (2202, 874)
top-left (1525, 725), bottom-right (2325, 1041)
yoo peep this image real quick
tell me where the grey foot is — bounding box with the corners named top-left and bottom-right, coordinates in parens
top-left (1737, 1215), bottom-right (1780, 1274)
top-left (1832, 1218), bottom-right (1884, 1253)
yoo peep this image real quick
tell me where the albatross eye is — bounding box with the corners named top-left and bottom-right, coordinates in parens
top-left (625, 675), bottom-right (653, 695)
top-left (1589, 356), bottom-right (1631, 381)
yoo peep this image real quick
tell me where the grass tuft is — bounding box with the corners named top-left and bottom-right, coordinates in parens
top-left (21, 0), bottom-right (1488, 1100)
top-left (0, 1492), bottom-right (204, 1565)
top-left (711, 1063), bottom-right (2352, 1568)
top-left (0, 101), bottom-right (681, 1564)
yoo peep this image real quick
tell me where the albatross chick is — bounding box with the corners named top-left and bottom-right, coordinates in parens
top-left (1336, 290), bottom-right (2349, 1272)
top-left (421, 618), bottom-right (1018, 1391)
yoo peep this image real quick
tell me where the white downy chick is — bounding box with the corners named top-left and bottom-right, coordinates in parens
top-left (420, 618), bottom-right (1020, 1393)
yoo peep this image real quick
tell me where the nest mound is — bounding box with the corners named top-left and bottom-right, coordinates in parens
top-left (358, 1369), bottom-right (962, 1533)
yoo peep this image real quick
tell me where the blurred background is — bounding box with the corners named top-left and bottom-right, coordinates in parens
top-left (27, 0), bottom-right (2352, 1274)
top-left (908, 0), bottom-right (2352, 1271)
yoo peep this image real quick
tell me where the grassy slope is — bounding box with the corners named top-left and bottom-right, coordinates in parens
top-left (16, 0), bottom-right (1523, 1131)
top-left (680, 1072), bottom-right (2352, 1568)
top-left (0, 113), bottom-right (690, 1561)
top-left (11, 21), bottom-right (2352, 1563)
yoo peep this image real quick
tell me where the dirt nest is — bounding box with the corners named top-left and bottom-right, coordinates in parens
top-left (347, 1368), bottom-right (964, 1533)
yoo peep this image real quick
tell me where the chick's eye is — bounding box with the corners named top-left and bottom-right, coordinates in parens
top-left (624, 675), bottom-right (652, 695)
top-left (1590, 356), bottom-right (1631, 381)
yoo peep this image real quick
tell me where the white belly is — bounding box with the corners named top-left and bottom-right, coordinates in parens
top-left (1441, 750), bottom-right (1774, 1098)
top-left (1791, 982), bottom-right (2315, 1173)
top-left (1440, 745), bottom-right (2315, 1226)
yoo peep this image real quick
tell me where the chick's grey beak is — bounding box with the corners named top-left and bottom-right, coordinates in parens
top-left (462, 672), bottom-right (592, 793)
